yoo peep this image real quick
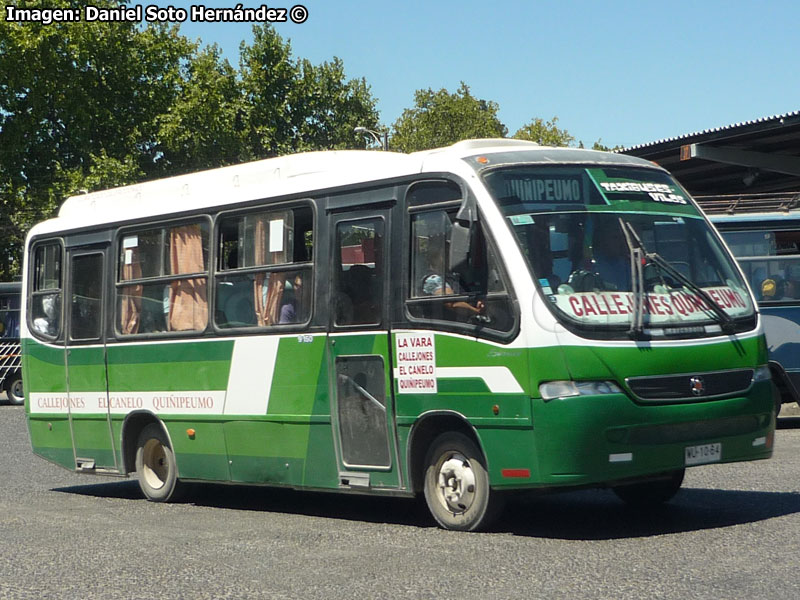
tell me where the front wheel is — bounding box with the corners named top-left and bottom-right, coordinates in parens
top-left (134, 423), bottom-right (184, 502)
top-left (612, 469), bottom-right (685, 506)
top-left (423, 432), bottom-right (503, 531)
top-left (5, 375), bottom-right (23, 405)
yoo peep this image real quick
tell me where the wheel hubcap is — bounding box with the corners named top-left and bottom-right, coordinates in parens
top-left (141, 439), bottom-right (167, 490)
top-left (436, 453), bottom-right (476, 514)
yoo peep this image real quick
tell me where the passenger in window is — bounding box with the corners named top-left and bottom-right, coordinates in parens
top-left (279, 273), bottom-right (305, 324)
top-left (33, 294), bottom-right (60, 337)
top-left (421, 240), bottom-right (486, 321)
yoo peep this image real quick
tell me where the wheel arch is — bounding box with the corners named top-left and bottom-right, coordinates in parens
top-left (769, 360), bottom-right (799, 405)
top-left (121, 411), bottom-right (169, 475)
top-left (406, 410), bottom-right (485, 494)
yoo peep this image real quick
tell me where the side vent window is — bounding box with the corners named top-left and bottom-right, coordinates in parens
top-left (29, 242), bottom-right (63, 341)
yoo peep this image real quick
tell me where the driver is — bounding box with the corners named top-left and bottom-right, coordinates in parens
top-left (421, 236), bottom-right (486, 321)
top-left (591, 224), bottom-right (631, 291)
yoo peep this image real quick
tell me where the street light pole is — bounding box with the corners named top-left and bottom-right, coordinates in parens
top-left (354, 126), bottom-right (388, 151)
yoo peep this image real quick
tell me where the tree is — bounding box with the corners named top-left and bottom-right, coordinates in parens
top-left (590, 139), bottom-right (625, 152)
top-left (238, 24), bottom-right (298, 158)
top-left (390, 83), bottom-right (507, 153)
top-left (290, 57), bottom-right (380, 152)
top-left (513, 117), bottom-right (574, 147)
top-left (239, 25), bottom-right (380, 157)
top-left (0, 1), bottom-right (193, 277)
top-left (157, 44), bottom-right (249, 174)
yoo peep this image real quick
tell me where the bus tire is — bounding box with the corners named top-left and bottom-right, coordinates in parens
top-left (134, 423), bottom-right (183, 502)
top-left (612, 468), bottom-right (685, 506)
top-left (423, 432), bottom-right (502, 531)
top-left (5, 375), bottom-right (23, 405)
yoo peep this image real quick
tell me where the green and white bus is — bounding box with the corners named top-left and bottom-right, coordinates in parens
top-left (23, 139), bottom-right (775, 531)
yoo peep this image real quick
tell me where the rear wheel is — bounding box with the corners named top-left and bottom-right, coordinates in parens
top-left (134, 423), bottom-right (183, 502)
top-left (612, 469), bottom-right (685, 506)
top-left (5, 375), bottom-right (23, 405)
top-left (423, 432), bottom-right (503, 531)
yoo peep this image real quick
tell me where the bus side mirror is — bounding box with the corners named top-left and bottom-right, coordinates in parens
top-left (449, 194), bottom-right (478, 272)
top-left (449, 221), bottom-right (471, 273)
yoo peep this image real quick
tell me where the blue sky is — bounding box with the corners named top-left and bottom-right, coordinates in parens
top-left (159, 0), bottom-right (800, 148)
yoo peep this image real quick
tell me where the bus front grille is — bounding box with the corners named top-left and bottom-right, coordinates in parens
top-left (625, 369), bottom-right (754, 403)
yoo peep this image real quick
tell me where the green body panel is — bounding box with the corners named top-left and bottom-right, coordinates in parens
top-left (23, 339), bottom-right (65, 394)
top-left (27, 417), bottom-right (74, 467)
top-left (164, 419), bottom-right (231, 481)
top-left (106, 340), bottom-right (233, 392)
top-left (394, 332), bottom-right (532, 426)
top-left (328, 331), bottom-right (401, 489)
top-left (526, 386), bottom-right (773, 487)
top-left (554, 337), bottom-right (768, 384)
top-left (475, 335), bottom-right (773, 488)
top-left (25, 328), bottom-right (775, 495)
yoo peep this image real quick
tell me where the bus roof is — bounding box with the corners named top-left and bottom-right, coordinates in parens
top-left (28, 139), bottom-right (660, 238)
top-left (708, 212), bottom-right (800, 225)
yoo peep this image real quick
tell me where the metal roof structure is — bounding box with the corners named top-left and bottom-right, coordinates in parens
top-left (621, 111), bottom-right (800, 200)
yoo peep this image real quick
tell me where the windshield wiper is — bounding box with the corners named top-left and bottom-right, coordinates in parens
top-left (619, 219), bottom-right (645, 338)
top-left (643, 251), bottom-right (736, 334)
top-left (619, 220), bottom-right (735, 336)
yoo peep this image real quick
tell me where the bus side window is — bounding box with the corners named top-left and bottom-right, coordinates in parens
top-left (70, 254), bottom-right (104, 341)
top-left (29, 242), bottom-right (63, 340)
top-left (117, 221), bottom-right (210, 335)
top-left (334, 218), bottom-right (383, 327)
top-left (407, 208), bottom-right (514, 333)
top-left (722, 229), bottom-right (800, 302)
top-left (215, 205), bottom-right (313, 329)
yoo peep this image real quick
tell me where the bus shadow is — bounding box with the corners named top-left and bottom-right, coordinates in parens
top-left (53, 480), bottom-right (429, 527)
top-left (499, 487), bottom-right (800, 539)
top-left (54, 480), bottom-right (800, 539)
top-left (777, 416), bottom-right (800, 430)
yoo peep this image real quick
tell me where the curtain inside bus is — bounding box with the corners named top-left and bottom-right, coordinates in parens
top-left (168, 224), bottom-right (208, 331)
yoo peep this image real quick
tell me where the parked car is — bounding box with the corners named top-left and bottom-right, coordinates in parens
top-left (0, 281), bottom-right (23, 405)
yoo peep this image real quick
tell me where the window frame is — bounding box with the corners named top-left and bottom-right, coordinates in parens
top-left (27, 238), bottom-right (65, 343)
top-left (402, 180), bottom-right (519, 342)
top-left (212, 200), bottom-right (315, 333)
top-left (331, 214), bottom-right (387, 330)
top-left (68, 251), bottom-right (106, 343)
top-left (114, 215), bottom-right (213, 339)
top-left (719, 222), bottom-right (800, 306)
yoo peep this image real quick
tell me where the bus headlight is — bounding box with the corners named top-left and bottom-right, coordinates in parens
top-left (539, 380), bottom-right (623, 401)
top-left (753, 365), bottom-right (771, 383)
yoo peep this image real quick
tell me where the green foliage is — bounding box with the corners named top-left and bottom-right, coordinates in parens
top-left (240, 26), bottom-right (379, 156)
top-left (0, 0), bottom-right (192, 276)
top-left (290, 57), bottom-right (379, 152)
top-left (0, 8), bottom-right (606, 282)
top-left (157, 44), bottom-right (249, 174)
top-left (390, 82), bottom-right (507, 153)
top-left (0, 17), bottom-right (379, 278)
top-left (591, 139), bottom-right (625, 152)
top-left (513, 116), bottom-right (574, 147)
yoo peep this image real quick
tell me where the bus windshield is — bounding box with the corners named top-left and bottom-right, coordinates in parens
top-left (482, 165), bottom-right (755, 337)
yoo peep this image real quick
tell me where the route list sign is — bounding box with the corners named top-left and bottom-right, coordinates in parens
top-left (395, 332), bottom-right (437, 394)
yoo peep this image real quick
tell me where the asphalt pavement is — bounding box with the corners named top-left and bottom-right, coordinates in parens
top-left (2, 403), bottom-right (800, 599)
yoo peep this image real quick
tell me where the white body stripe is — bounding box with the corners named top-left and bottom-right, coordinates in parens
top-left (437, 366), bottom-right (524, 394)
top-left (392, 365), bottom-right (524, 394)
top-left (29, 391), bottom-right (225, 415)
top-left (223, 336), bottom-right (278, 415)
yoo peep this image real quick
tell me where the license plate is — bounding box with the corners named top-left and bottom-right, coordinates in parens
top-left (685, 443), bottom-right (721, 466)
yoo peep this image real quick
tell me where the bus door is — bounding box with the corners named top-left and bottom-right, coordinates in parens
top-left (65, 243), bottom-right (116, 472)
top-left (327, 208), bottom-right (402, 490)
